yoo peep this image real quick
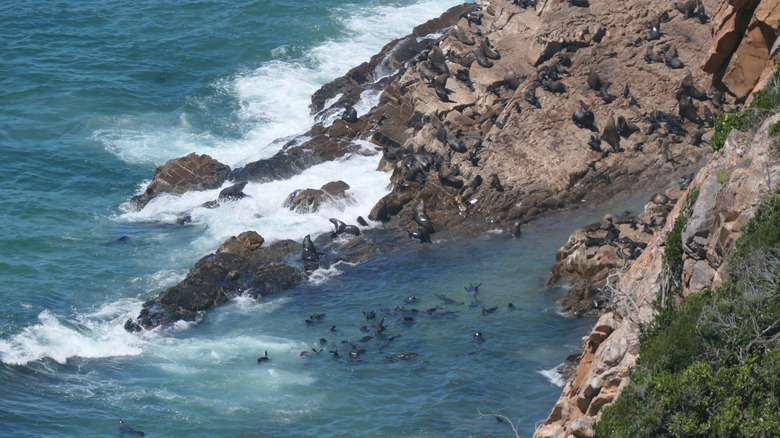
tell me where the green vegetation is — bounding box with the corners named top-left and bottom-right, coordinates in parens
top-left (710, 54), bottom-right (780, 151)
top-left (594, 188), bottom-right (780, 438)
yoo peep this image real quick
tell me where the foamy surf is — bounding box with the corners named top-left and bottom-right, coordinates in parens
top-left (539, 365), bottom-right (567, 387)
top-left (119, 147), bottom-right (390, 255)
top-left (96, 0), bottom-right (467, 168)
top-left (0, 307), bottom-right (148, 366)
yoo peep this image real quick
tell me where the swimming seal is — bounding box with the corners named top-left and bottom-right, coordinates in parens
top-left (119, 420), bottom-right (145, 436)
top-left (329, 218), bottom-right (361, 238)
top-left (257, 350), bottom-right (270, 363)
top-left (301, 234), bottom-right (321, 262)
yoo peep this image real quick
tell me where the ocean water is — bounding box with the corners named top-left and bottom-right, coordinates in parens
top-left (0, 1), bottom-right (645, 436)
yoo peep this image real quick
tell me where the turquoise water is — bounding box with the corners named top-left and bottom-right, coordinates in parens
top-left (0, 0), bottom-right (643, 436)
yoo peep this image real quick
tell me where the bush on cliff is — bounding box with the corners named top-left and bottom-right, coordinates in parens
top-left (711, 56), bottom-right (780, 151)
top-left (594, 188), bottom-right (780, 437)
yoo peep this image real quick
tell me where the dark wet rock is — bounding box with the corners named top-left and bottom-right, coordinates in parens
top-left (548, 187), bottom-right (683, 318)
top-left (283, 180), bottom-right (353, 214)
top-left (131, 153), bottom-right (231, 210)
top-left (125, 232), bottom-right (305, 330)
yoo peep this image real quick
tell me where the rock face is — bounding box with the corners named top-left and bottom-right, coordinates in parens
top-left (131, 153), bottom-right (231, 209)
top-left (704, 0), bottom-right (780, 101)
top-left (549, 187), bottom-right (684, 318)
top-left (534, 114), bottom-right (780, 438)
top-left (283, 180), bottom-right (354, 213)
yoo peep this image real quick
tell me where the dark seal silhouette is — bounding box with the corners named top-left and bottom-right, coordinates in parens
top-left (329, 218), bottom-right (360, 238)
top-left (301, 234), bottom-right (321, 262)
top-left (119, 420), bottom-right (145, 436)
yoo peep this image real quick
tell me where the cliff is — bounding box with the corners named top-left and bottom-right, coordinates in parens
top-left (535, 1), bottom-right (780, 435)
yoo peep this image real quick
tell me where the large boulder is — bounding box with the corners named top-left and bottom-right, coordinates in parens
top-left (283, 180), bottom-right (354, 213)
top-left (131, 153), bottom-right (230, 210)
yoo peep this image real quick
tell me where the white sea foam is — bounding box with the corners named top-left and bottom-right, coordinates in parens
top-left (0, 307), bottom-right (149, 366)
top-left (539, 365), bottom-right (566, 387)
top-left (118, 147), bottom-right (390, 254)
top-left (307, 261), bottom-right (357, 286)
top-left (95, 0), bottom-right (466, 168)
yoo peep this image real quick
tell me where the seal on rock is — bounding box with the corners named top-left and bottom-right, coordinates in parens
top-left (341, 104), bottom-right (360, 123)
top-left (329, 218), bottom-right (361, 238)
top-left (601, 113), bottom-right (621, 152)
top-left (302, 234), bottom-right (321, 262)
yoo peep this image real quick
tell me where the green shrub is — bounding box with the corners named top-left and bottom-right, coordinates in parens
top-left (594, 187), bottom-right (780, 437)
top-left (710, 112), bottom-right (752, 150)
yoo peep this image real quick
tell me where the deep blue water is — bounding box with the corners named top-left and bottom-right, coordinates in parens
top-left (0, 1), bottom-right (647, 436)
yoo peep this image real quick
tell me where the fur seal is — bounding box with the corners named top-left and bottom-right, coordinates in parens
top-left (572, 101), bottom-right (595, 130)
top-left (356, 216), bottom-right (369, 227)
top-left (460, 11), bottom-right (483, 26)
top-left (455, 25), bottom-right (475, 45)
top-left (569, 0), bottom-right (589, 7)
top-left (301, 234), bottom-right (321, 262)
top-left (510, 221), bottom-right (521, 238)
top-left (647, 15), bottom-right (661, 41)
top-left (341, 104), bottom-right (359, 123)
top-left (504, 68), bottom-right (523, 90)
top-left (675, 0), bottom-right (697, 19)
top-left (475, 45), bottom-right (494, 68)
top-left (644, 45), bottom-right (664, 63)
top-left (257, 350), bottom-right (270, 363)
top-left (119, 420), bottom-right (145, 436)
top-left (587, 70), bottom-right (602, 91)
top-left (678, 72), bottom-right (708, 101)
top-left (433, 73), bottom-right (451, 102)
top-left (470, 174), bottom-right (483, 190)
top-left (525, 85), bottom-right (541, 109)
top-left (601, 113), bottom-right (621, 152)
top-left (465, 282), bottom-right (482, 297)
top-left (617, 116), bottom-right (640, 138)
top-left (489, 173), bottom-right (504, 192)
top-left (542, 80), bottom-right (565, 94)
top-left (429, 46), bottom-right (449, 75)
top-left (704, 106), bottom-right (714, 127)
top-left (664, 45), bottom-right (684, 69)
top-left (413, 199), bottom-right (435, 235)
top-left (679, 95), bottom-right (703, 125)
top-left (218, 181), bottom-right (248, 201)
top-left (480, 38), bottom-right (500, 60)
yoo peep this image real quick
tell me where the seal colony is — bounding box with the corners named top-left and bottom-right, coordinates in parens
top-left (123, 0), bottom-right (727, 333)
top-left (120, 2), bottom-right (736, 433)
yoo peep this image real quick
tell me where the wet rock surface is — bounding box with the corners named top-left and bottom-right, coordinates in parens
top-left (549, 186), bottom-right (685, 318)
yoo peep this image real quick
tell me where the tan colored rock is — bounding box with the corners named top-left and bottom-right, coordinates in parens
top-left (717, 0), bottom-right (780, 100)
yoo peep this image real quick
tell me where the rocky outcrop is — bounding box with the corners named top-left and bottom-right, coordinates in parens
top-left (534, 114), bottom-right (780, 438)
top-left (131, 152), bottom-right (231, 209)
top-left (549, 187), bottom-right (684, 318)
top-left (283, 180), bottom-right (354, 213)
top-left (704, 0), bottom-right (780, 101)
